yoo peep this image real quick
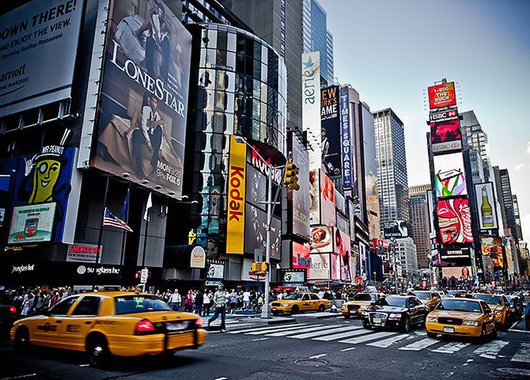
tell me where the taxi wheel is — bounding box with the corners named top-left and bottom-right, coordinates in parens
top-left (344, 314), bottom-right (351, 319)
top-left (490, 326), bottom-right (498, 340)
top-left (401, 317), bottom-right (411, 333)
top-left (13, 327), bottom-right (30, 354)
top-left (291, 306), bottom-right (299, 315)
top-left (318, 305), bottom-right (325, 312)
top-left (427, 332), bottom-right (437, 339)
top-left (87, 335), bottom-right (111, 367)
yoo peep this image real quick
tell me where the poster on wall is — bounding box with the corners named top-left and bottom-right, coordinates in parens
top-left (437, 198), bottom-right (473, 245)
top-left (320, 170), bottom-right (336, 226)
top-left (480, 236), bottom-right (504, 269)
top-left (433, 153), bottom-right (467, 198)
top-left (302, 52), bottom-right (322, 170)
top-left (8, 203), bottom-right (57, 244)
top-left (91, 0), bottom-right (192, 199)
top-left (428, 82), bottom-right (457, 110)
top-left (475, 183), bottom-right (498, 230)
top-left (0, 0), bottom-right (84, 117)
top-left (310, 225), bottom-right (333, 253)
top-left (309, 169), bottom-right (320, 224)
top-left (334, 228), bottom-right (352, 282)
top-left (309, 253), bottom-right (330, 280)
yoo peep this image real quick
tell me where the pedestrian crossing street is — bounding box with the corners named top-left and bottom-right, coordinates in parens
top-left (228, 323), bottom-right (530, 363)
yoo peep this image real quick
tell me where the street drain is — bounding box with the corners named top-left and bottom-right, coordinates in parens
top-left (497, 367), bottom-right (530, 377)
top-left (294, 359), bottom-right (328, 367)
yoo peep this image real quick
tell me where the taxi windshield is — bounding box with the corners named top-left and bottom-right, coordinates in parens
top-left (474, 294), bottom-right (503, 306)
top-left (114, 296), bottom-right (171, 315)
top-left (376, 296), bottom-right (407, 308)
top-left (438, 299), bottom-right (482, 313)
top-left (353, 293), bottom-right (373, 301)
top-left (284, 294), bottom-right (303, 301)
top-left (414, 291), bottom-right (431, 300)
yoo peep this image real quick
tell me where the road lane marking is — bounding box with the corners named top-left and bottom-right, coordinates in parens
top-left (266, 324), bottom-right (341, 337)
top-left (340, 347), bottom-right (357, 352)
top-left (0, 374), bottom-right (37, 380)
top-left (509, 329), bottom-right (530, 334)
top-left (473, 340), bottom-right (509, 359)
top-left (248, 324), bottom-right (323, 335)
top-left (309, 354), bottom-right (327, 359)
top-left (399, 338), bottom-right (440, 351)
top-left (511, 343), bottom-right (530, 363)
top-left (214, 377), bottom-right (227, 380)
top-left (228, 323), bottom-right (311, 334)
top-left (432, 342), bottom-right (470, 354)
top-left (290, 326), bottom-right (355, 339)
top-left (79, 364), bottom-right (90, 367)
top-left (339, 331), bottom-right (396, 344)
top-left (252, 338), bottom-right (269, 342)
top-left (367, 333), bottom-right (410, 348)
top-left (312, 327), bottom-right (367, 341)
top-left (509, 317), bottom-right (523, 330)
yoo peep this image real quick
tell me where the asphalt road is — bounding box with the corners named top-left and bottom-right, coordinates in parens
top-left (1, 314), bottom-right (529, 380)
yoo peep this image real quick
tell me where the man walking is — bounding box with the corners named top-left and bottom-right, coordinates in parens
top-left (168, 289), bottom-right (181, 311)
top-left (208, 284), bottom-right (228, 332)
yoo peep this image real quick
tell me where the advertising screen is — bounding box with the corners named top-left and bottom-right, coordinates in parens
top-left (383, 220), bottom-right (408, 238)
top-left (280, 270), bottom-right (306, 284)
top-left (244, 204), bottom-right (281, 260)
top-left (310, 225), bottom-right (333, 253)
top-left (433, 153), bottom-right (467, 197)
top-left (475, 183), bottom-right (498, 230)
top-left (9, 203), bottom-right (56, 244)
top-left (309, 169), bottom-right (320, 225)
top-left (301, 52), bottom-right (322, 169)
top-left (291, 134), bottom-right (310, 237)
top-left (92, 0), bottom-right (192, 199)
top-left (440, 248), bottom-right (470, 259)
top-left (0, 0), bottom-right (84, 117)
top-left (333, 228), bottom-right (352, 282)
top-left (430, 120), bottom-right (461, 144)
top-left (320, 170), bottom-right (336, 226)
top-left (321, 86), bottom-right (341, 176)
top-left (339, 87), bottom-right (354, 188)
top-left (428, 82), bottom-right (457, 109)
top-left (480, 236), bottom-right (503, 269)
top-left (330, 253), bottom-right (341, 281)
top-left (441, 266), bottom-right (472, 280)
top-left (309, 253), bottom-right (330, 280)
top-left (437, 198), bottom-right (473, 245)
top-left (206, 262), bottom-right (224, 279)
top-left (293, 242), bottom-right (311, 275)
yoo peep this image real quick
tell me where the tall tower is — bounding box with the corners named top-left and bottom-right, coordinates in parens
top-left (409, 184), bottom-right (432, 269)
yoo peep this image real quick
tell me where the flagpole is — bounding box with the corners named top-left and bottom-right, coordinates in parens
top-left (142, 192), bottom-right (152, 268)
top-left (119, 183), bottom-right (131, 267)
top-left (94, 175), bottom-right (110, 290)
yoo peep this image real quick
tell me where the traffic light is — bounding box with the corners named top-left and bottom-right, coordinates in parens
top-left (250, 261), bottom-right (269, 275)
top-left (284, 161), bottom-right (300, 191)
top-left (251, 261), bottom-right (260, 273)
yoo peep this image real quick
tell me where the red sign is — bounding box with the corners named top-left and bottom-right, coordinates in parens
top-left (437, 198), bottom-right (473, 245)
top-left (293, 242), bottom-right (311, 276)
top-left (428, 82), bottom-right (457, 109)
top-left (430, 120), bottom-right (461, 144)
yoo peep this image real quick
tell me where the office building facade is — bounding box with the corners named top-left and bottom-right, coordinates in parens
top-left (409, 184), bottom-right (431, 269)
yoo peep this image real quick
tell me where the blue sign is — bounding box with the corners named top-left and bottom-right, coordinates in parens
top-left (340, 88), bottom-right (353, 188)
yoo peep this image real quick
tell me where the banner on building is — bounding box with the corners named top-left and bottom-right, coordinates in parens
top-left (475, 183), bottom-right (498, 230)
top-left (310, 225), bottom-right (333, 253)
top-left (293, 241), bottom-right (311, 275)
top-left (309, 169), bottom-right (321, 224)
top-left (321, 86), bottom-right (341, 176)
top-left (339, 87), bottom-right (353, 188)
top-left (308, 253), bottom-right (330, 280)
top-left (301, 52), bottom-right (322, 169)
top-left (334, 228), bottom-right (352, 282)
top-left (226, 135), bottom-right (247, 254)
top-left (433, 152), bottom-right (467, 198)
top-left (437, 198), bottom-right (473, 245)
top-left (428, 82), bottom-right (457, 110)
top-left (320, 170), bottom-right (336, 226)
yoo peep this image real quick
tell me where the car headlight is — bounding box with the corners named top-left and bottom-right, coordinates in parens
top-left (494, 310), bottom-right (502, 315)
top-left (426, 316), bottom-right (437, 322)
top-left (389, 313), bottom-right (401, 318)
top-left (281, 303), bottom-right (290, 307)
top-left (462, 320), bottom-right (479, 326)
top-left (362, 311), bottom-right (369, 316)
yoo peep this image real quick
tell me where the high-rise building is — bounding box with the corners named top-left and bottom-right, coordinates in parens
top-left (460, 111), bottom-right (491, 178)
top-left (374, 108), bottom-right (409, 226)
top-left (362, 102), bottom-right (380, 239)
top-left (302, 0), bottom-right (334, 86)
top-left (409, 184), bottom-right (432, 269)
top-left (221, 0), bottom-right (304, 132)
top-left (394, 237), bottom-right (418, 278)
top-left (499, 169), bottom-right (521, 241)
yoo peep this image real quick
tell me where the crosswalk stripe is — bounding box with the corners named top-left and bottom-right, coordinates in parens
top-left (511, 343), bottom-right (530, 363)
top-left (227, 323), bottom-right (312, 334)
top-left (473, 340), bottom-right (509, 359)
top-left (399, 338), bottom-right (440, 351)
top-left (312, 327), bottom-right (367, 341)
top-left (340, 331), bottom-right (396, 344)
top-left (290, 326), bottom-right (355, 339)
top-left (432, 342), bottom-right (470, 354)
top-left (266, 324), bottom-right (341, 337)
top-left (246, 324), bottom-right (322, 335)
top-left (367, 334), bottom-right (410, 348)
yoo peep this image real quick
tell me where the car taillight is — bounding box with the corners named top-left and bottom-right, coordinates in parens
top-left (9, 306), bottom-right (16, 314)
top-left (195, 316), bottom-right (203, 327)
top-left (135, 319), bottom-right (155, 334)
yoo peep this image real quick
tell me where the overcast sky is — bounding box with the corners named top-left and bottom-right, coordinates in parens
top-left (321, 0), bottom-right (530, 243)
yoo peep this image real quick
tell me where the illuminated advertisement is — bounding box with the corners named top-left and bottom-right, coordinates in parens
top-left (321, 86), bottom-right (341, 176)
top-left (310, 225), bottom-right (333, 253)
top-left (244, 203), bottom-right (281, 260)
top-left (430, 120), bottom-right (461, 144)
top-left (330, 253), bottom-right (341, 281)
top-left (429, 109), bottom-right (459, 123)
top-left (92, 0), bottom-right (192, 199)
top-left (433, 153), bottom-right (467, 197)
top-left (226, 136), bottom-right (247, 254)
top-left (320, 170), bottom-right (336, 226)
top-left (340, 87), bottom-right (354, 188)
top-left (437, 198), bottom-right (473, 245)
top-left (334, 228), bottom-right (352, 282)
top-left (383, 220), bottom-right (408, 238)
top-left (309, 253), bottom-right (330, 280)
top-left (0, 0), bottom-right (84, 117)
top-left (441, 266), bottom-right (472, 280)
top-left (291, 134), bottom-right (310, 237)
top-left (293, 242), bottom-right (312, 275)
top-left (440, 247), bottom-right (470, 260)
top-left (301, 52), bottom-right (322, 169)
top-left (428, 82), bottom-right (457, 109)
top-left (9, 203), bottom-right (56, 244)
top-left (280, 269), bottom-right (306, 284)
top-left (480, 236), bottom-right (504, 269)
top-left (309, 169), bottom-right (321, 224)
top-left (475, 183), bottom-right (498, 230)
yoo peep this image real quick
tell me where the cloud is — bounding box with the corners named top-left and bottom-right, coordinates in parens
top-left (514, 163), bottom-right (526, 171)
top-left (527, 141), bottom-right (530, 155)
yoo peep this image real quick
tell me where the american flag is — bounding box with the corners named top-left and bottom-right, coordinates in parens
top-left (103, 207), bottom-right (133, 232)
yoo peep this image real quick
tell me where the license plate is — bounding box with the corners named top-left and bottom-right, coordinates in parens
top-left (166, 321), bottom-right (188, 331)
top-left (272, 308), bottom-right (277, 311)
top-left (443, 326), bottom-right (455, 333)
top-left (373, 317), bottom-right (382, 324)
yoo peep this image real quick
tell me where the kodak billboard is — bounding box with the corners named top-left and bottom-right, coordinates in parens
top-left (226, 135), bottom-right (247, 254)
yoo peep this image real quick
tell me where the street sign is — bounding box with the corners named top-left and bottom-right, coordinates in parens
top-left (140, 268), bottom-right (148, 284)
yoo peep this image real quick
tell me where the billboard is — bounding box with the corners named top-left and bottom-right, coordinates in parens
top-left (430, 120), bottom-right (461, 144)
top-left (320, 170), bottom-right (336, 226)
top-left (280, 269), bottom-right (306, 284)
top-left (8, 203), bottom-right (56, 244)
top-left (330, 253), bottom-right (341, 281)
top-left (480, 236), bottom-right (503, 269)
top-left (475, 183), bottom-right (498, 230)
top-left (226, 136), bottom-right (247, 254)
top-left (437, 198), bottom-right (473, 245)
top-left (301, 52), bottom-right (322, 169)
top-left (310, 225), bottom-right (333, 253)
top-left (309, 253), bottom-right (330, 280)
top-left (440, 247), bottom-right (470, 260)
top-left (334, 228), bottom-right (352, 282)
top-left (429, 109), bottom-right (459, 123)
top-left (244, 204), bottom-right (281, 260)
top-left (428, 82), bottom-right (457, 109)
top-left (293, 242), bottom-right (312, 275)
top-left (291, 134), bottom-right (310, 237)
top-left (321, 86), bottom-right (341, 176)
top-left (309, 169), bottom-right (320, 224)
top-left (0, 0), bottom-right (84, 117)
top-left (433, 153), bottom-right (467, 197)
top-left (441, 266), bottom-right (472, 280)
top-left (91, 0), bottom-right (192, 199)
top-left (66, 243), bottom-right (101, 263)
top-left (383, 220), bottom-right (408, 238)
top-left (339, 87), bottom-right (354, 188)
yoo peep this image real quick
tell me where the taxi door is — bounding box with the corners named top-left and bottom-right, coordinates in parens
top-left (63, 296), bottom-right (102, 351)
top-left (310, 294), bottom-right (321, 311)
top-left (301, 294), bottom-right (311, 311)
top-left (32, 296), bottom-right (79, 348)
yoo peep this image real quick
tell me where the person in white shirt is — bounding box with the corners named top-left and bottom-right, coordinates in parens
top-left (243, 290), bottom-right (251, 310)
top-left (168, 289), bottom-right (181, 311)
top-left (203, 291), bottom-right (211, 316)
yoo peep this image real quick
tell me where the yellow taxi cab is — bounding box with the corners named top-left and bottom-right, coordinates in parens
top-left (425, 297), bottom-right (497, 340)
top-left (270, 293), bottom-right (330, 315)
top-left (10, 292), bottom-right (206, 366)
top-left (411, 290), bottom-right (442, 311)
top-left (473, 293), bottom-right (509, 329)
top-left (341, 293), bottom-right (381, 319)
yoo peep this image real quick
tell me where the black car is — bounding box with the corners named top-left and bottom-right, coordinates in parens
top-left (361, 295), bottom-right (429, 333)
top-left (506, 295), bottom-right (523, 322)
top-left (0, 293), bottom-right (17, 335)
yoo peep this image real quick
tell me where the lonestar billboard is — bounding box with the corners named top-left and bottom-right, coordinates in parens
top-left (226, 136), bottom-right (247, 254)
top-left (428, 82), bottom-right (457, 109)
